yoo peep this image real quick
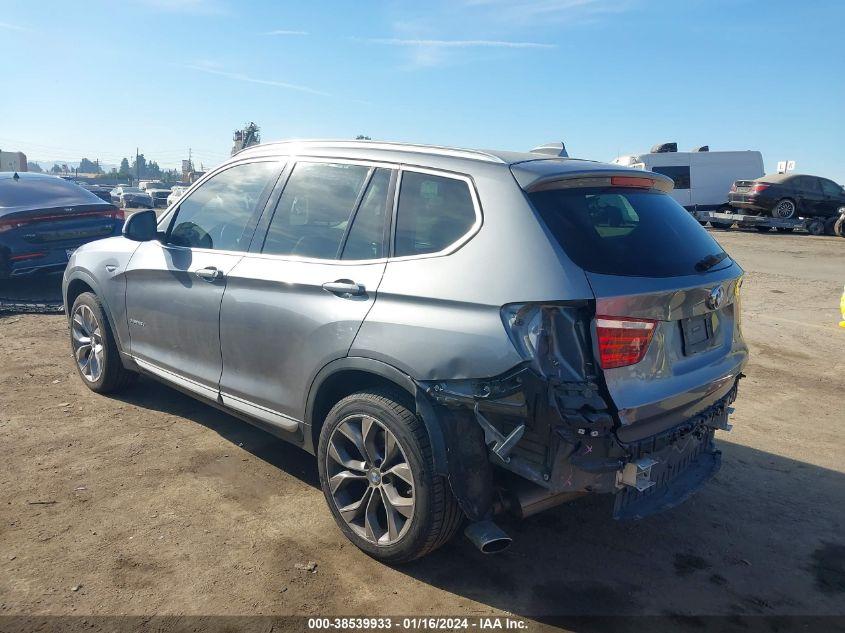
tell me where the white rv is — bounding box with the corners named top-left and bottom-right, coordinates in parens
top-left (612, 144), bottom-right (764, 211)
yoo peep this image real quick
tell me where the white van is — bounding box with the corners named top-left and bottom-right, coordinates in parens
top-left (612, 144), bottom-right (764, 211)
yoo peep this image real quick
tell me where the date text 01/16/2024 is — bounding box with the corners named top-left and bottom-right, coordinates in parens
top-left (306, 617), bottom-right (529, 630)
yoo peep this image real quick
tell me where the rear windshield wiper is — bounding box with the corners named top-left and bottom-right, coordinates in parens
top-left (695, 251), bottom-right (729, 272)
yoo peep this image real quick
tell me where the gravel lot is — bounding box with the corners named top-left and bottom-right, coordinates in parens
top-left (1, 229), bottom-right (843, 628)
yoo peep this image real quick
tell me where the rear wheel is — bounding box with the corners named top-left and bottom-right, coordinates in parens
top-left (806, 219), bottom-right (826, 236)
top-left (772, 198), bottom-right (796, 219)
top-left (317, 389), bottom-right (463, 563)
top-left (69, 292), bottom-right (136, 393)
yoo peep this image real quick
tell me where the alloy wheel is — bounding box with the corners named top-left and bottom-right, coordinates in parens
top-left (773, 200), bottom-right (796, 219)
top-left (71, 304), bottom-right (104, 382)
top-left (326, 414), bottom-right (416, 546)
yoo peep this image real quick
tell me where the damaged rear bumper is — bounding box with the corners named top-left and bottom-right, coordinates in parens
top-left (418, 366), bottom-right (740, 522)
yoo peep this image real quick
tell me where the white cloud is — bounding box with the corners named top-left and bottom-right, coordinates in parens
top-left (182, 64), bottom-right (330, 97)
top-left (460, 0), bottom-right (631, 23)
top-left (366, 38), bottom-right (555, 49)
top-left (0, 21), bottom-right (29, 31)
top-left (265, 29), bottom-right (309, 36)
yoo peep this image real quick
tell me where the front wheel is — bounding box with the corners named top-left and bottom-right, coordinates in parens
top-left (69, 292), bottom-right (137, 393)
top-left (317, 389), bottom-right (463, 563)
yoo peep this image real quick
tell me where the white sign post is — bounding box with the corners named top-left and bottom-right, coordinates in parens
top-left (777, 161), bottom-right (786, 173)
top-left (786, 160), bottom-right (796, 172)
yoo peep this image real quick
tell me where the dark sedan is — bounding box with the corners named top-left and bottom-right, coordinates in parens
top-left (728, 173), bottom-right (845, 219)
top-left (0, 172), bottom-right (124, 278)
top-left (81, 183), bottom-right (115, 203)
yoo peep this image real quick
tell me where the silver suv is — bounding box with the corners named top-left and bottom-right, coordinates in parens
top-left (63, 140), bottom-right (747, 563)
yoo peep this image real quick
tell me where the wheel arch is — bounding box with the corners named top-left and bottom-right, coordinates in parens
top-left (64, 271), bottom-right (127, 354)
top-left (304, 357), bottom-right (449, 475)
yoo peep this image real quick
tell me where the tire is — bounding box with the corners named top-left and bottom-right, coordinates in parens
top-left (807, 219), bottom-right (826, 236)
top-left (317, 388), bottom-right (463, 564)
top-left (69, 292), bottom-right (137, 393)
top-left (771, 198), bottom-right (796, 219)
top-left (755, 226), bottom-right (772, 232)
top-left (835, 215), bottom-right (845, 238)
top-left (775, 227), bottom-right (794, 233)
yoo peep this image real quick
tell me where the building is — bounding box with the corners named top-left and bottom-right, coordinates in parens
top-left (0, 150), bottom-right (27, 172)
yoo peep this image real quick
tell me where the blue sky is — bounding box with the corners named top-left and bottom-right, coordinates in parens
top-left (1, 0), bottom-right (843, 181)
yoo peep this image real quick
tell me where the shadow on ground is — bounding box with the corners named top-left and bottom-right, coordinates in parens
top-left (112, 376), bottom-right (845, 626)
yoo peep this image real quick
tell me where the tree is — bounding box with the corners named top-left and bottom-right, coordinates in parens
top-left (50, 164), bottom-right (62, 174)
top-left (78, 158), bottom-right (102, 174)
top-left (355, 135), bottom-right (371, 140)
top-left (131, 154), bottom-right (147, 179)
top-left (119, 157), bottom-right (130, 176)
top-left (27, 162), bottom-right (43, 173)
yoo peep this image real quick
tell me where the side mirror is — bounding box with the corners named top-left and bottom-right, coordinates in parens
top-left (122, 209), bottom-right (158, 242)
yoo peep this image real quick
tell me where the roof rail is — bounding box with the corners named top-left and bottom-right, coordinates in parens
top-left (236, 139), bottom-right (506, 163)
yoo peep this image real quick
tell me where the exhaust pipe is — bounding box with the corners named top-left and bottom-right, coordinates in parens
top-left (464, 520), bottom-right (512, 554)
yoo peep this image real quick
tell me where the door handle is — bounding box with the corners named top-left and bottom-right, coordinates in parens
top-left (322, 279), bottom-right (365, 297)
top-left (195, 266), bottom-right (224, 282)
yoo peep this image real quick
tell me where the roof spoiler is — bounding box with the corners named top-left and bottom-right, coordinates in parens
top-left (529, 142), bottom-right (569, 158)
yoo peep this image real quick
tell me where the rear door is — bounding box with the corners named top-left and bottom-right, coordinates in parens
top-left (819, 178), bottom-right (845, 216)
top-left (218, 161), bottom-right (393, 427)
top-left (527, 185), bottom-right (747, 441)
top-left (124, 160), bottom-right (282, 396)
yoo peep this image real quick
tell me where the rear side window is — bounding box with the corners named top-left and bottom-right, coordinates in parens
top-left (820, 179), bottom-right (842, 196)
top-left (650, 166), bottom-right (690, 190)
top-left (528, 188), bottom-right (730, 277)
top-left (262, 162), bottom-right (370, 259)
top-left (341, 168), bottom-right (391, 260)
top-left (168, 161), bottom-right (280, 251)
top-left (394, 171), bottom-right (476, 257)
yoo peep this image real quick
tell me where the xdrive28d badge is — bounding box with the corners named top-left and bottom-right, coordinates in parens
top-left (63, 139), bottom-right (747, 563)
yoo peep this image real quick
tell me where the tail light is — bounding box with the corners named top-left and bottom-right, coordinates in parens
top-left (750, 184), bottom-right (770, 194)
top-left (595, 316), bottom-right (656, 369)
top-left (610, 176), bottom-right (654, 188)
top-left (0, 208), bottom-right (121, 233)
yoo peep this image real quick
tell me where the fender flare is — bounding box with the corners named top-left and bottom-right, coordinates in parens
top-left (304, 356), bottom-right (449, 476)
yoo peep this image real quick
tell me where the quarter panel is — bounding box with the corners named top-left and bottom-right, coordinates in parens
top-left (352, 170), bottom-right (593, 380)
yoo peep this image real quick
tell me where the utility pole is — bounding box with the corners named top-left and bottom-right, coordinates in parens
top-left (136, 147), bottom-right (140, 185)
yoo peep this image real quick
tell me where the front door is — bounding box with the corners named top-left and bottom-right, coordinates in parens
top-left (219, 162), bottom-right (394, 427)
top-left (124, 160), bottom-right (283, 396)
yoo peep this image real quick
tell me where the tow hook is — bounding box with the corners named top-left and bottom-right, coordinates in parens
top-left (616, 457), bottom-right (659, 492)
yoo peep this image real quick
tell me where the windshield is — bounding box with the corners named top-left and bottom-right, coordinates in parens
top-left (528, 187), bottom-right (731, 277)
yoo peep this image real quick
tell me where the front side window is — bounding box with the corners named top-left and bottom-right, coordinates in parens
top-left (820, 179), bottom-right (842, 196)
top-left (650, 165), bottom-right (691, 190)
top-left (394, 171), bottom-right (476, 257)
top-left (262, 162), bottom-right (370, 259)
top-left (168, 162), bottom-right (280, 251)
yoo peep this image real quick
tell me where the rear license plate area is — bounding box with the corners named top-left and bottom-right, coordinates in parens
top-left (681, 314), bottom-right (713, 355)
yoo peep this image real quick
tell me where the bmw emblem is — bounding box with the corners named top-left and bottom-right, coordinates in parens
top-left (706, 286), bottom-right (725, 310)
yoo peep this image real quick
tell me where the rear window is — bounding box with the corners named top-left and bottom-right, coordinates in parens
top-left (528, 187), bottom-right (730, 277)
top-left (0, 176), bottom-right (106, 210)
top-left (650, 165), bottom-right (690, 190)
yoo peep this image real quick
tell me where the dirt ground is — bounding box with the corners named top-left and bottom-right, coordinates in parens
top-left (1, 229), bottom-right (844, 628)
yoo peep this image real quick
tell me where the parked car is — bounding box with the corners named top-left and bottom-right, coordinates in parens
top-left (0, 172), bottom-right (123, 278)
top-left (146, 186), bottom-right (172, 208)
top-left (138, 180), bottom-right (166, 192)
top-left (81, 184), bottom-right (114, 203)
top-left (728, 173), bottom-right (845, 219)
top-left (110, 186), bottom-right (153, 209)
top-left (166, 185), bottom-right (187, 207)
top-left (63, 140), bottom-right (747, 562)
top-left (613, 143), bottom-right (764, 212)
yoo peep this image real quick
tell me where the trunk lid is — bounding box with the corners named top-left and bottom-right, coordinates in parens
top-left (588, 267), bottom-right (746, 441)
